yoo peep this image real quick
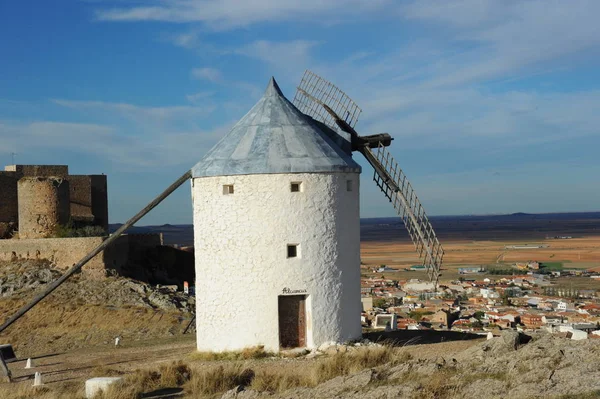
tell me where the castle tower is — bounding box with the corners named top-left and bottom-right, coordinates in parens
top-left (17, 177), bottom-right (70, 239)
top-left (191, 78), bottom-right (362, 352)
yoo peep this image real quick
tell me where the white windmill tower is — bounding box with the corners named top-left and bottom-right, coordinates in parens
top-left (191, 78), bottom-right (363, 352)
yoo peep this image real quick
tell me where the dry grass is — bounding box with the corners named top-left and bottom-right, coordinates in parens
top-left (184, 364), bottom-right (255, 397)
top-left (0, 382), bottom-right (82, 399)
top-left (415, 369), bottom-right (461, 399)
top-left (249, 346), bottom-right (413, 393)
top-left (249, 368), bottom-right (313, 393)
top-left (459, 371), bottom-right (508, 386)
top-left (0, 346), bottom-right (415, 399)
top-left (96, 361), bottom-right (190, 398)
top-left (557, 391), bottom-right (600, 399)
top-left (383, 367), bottom-right (511, 399)
top-left (188, 345), bottom-right (275, 361)
top-left (97, 345), bottom-right (411, 398)
top-left (315, 346), bottom-right (401, 383)
top-left (90, 366), bottom-right (126, 378)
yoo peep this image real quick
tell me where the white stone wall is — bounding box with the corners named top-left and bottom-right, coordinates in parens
top-left (192, 172), bottom-right (361, 352)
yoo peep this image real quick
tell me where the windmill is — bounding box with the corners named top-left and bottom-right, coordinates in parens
top-left (292, 70), bottom-right (443, 288)
top-left (0, 71), bottom-right (444, 339)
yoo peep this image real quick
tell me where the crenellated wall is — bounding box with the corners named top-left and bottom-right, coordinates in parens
top-left (4, 164), bottom-right (68, 177)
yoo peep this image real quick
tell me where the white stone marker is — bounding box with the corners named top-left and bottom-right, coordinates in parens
top-left (25, 358), bottom-right (33, 369)
top-left (85, 377), bottom-right (123, 398)
top-left (115, 336), bottom-right (120, 346)
top-left (33, 372), bottom-right (43, 386)
top-left (487, 332), bottom-right (494, 340)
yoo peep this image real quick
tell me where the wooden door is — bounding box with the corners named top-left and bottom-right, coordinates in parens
top-left (278, 295), bottom-right (306, 348)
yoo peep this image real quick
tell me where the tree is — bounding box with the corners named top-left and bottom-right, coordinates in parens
top-left (471, 319), bottom-right (483, 329)
top-left (473, 311), bottom-right (485, 320)
top-left (373, 298), bottom-right (387, 309)
top-left (408, 311), bottom-right (434, 322)
top-left (501, 291), bottom-right (511, 306)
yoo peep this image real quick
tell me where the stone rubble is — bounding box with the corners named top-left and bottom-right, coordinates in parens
top-left (0, 259), bottom-right (194, 312)
top-left (221, 333), bottom-right (600, 399)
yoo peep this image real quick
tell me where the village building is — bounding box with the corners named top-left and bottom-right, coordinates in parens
top-left (521, 314), bottom-right (544, 329)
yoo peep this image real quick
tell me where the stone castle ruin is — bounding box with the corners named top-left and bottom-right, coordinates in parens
top-left (0, 164), bottom-right (194, 284)
top-left (0, 164), bottom-right (108, 239)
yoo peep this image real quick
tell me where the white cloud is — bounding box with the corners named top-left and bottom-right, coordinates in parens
top-left (401, 0), bottom-right (506, 28)
top-left (400, 0), bottom-right (600, 88)
top-left (188, 69), bottom-right (262, 100)
top-left (0, 98), bottom-right (232, 168)
top-left (259, 1), bottom-right (600, 153)
top-left (0, 121), bottom-right (119, 159)
top-left (51, 98), bottom-right (215, 125)
top-left (237, 40), bottom-right (318, 66)
top-left (357, 88), bottom-right (600, 150)
top-left (170, 31), bottom-right (201, 49)
top-left (190, 67), bottom-right (222, 82)
top-left (0, 118), bottom-right (232, 168)
top-left (185, 91), bottom-right (214, 104)
top-left (95, 0), bottom-right (391, 28)
top-left (235, 40), bottom-right (319, 80)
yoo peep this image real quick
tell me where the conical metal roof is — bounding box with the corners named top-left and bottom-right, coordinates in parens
top-left (191, 77), bottom-right (361, 178)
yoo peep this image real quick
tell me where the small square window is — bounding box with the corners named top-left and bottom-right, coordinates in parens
top-left (290, 182), bottom-right (302, 192)
top-left (223, 185), bottom-right (234, 195)
top-left (287, 244), bottom-right (298, 258)
top-left (346, 180), bottom-right (353, 191)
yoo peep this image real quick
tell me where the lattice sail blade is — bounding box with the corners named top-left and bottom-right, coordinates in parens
top-left (293, 70), bottom-right (362, 132)
top-left (363, 143), bottom-right (444, 287)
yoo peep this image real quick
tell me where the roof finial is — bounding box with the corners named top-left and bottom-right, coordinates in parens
top-left (264, 77), bottom-right (283, 97)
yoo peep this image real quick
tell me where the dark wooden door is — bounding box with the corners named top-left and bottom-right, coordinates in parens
top-left (278, 295), bottom-right (306, 348)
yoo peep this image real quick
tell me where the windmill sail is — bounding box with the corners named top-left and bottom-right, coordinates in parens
top-left (362, 143), bottom-right (443, 287)
top-left (293, 70), bottom-right (443, 288)
top-left (293, 70), bottom-right (362, 131)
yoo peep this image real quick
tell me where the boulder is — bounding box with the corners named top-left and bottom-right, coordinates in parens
top-left (501, 330), bottom-right (520, 350)
top-left (85, 377), bottom-right (123, 398)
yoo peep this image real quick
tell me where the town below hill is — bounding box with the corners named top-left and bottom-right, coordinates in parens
top-left (361, 270), bottom-right (600, 341)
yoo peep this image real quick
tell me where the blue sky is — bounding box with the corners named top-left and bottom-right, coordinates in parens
top-left (1, 0), bottom-right (599, 225)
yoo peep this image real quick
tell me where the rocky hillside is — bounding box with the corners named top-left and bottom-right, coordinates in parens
top-left (0, 259), bottom-right (194, 356)
top-left (219, 332), bottom-right (600, 399)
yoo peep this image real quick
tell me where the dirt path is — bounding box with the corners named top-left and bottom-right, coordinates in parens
top-left (5, 335), bottom-right (196, 388)
top-left (2, 333), bottom-right (484, 393)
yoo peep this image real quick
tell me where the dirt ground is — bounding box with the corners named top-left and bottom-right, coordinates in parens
top-left (4, 336), bottom-right (195, 386)
top-left (1, 334), bottom-right (483, 395)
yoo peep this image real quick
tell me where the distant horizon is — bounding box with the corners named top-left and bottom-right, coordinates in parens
top-left (111, 210), bottom-right (600, 227)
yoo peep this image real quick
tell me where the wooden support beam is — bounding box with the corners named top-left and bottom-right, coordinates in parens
top-left (0, 353), bottom-right (11, 383)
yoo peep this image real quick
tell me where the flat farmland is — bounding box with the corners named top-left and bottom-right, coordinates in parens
top-left (360, 236), bottom-right (600, 282)
top-left (359, 212), bottom-right (600, 283)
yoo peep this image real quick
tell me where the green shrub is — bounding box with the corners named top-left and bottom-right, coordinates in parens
top-left (52, 222), bottom-right (106, 238)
